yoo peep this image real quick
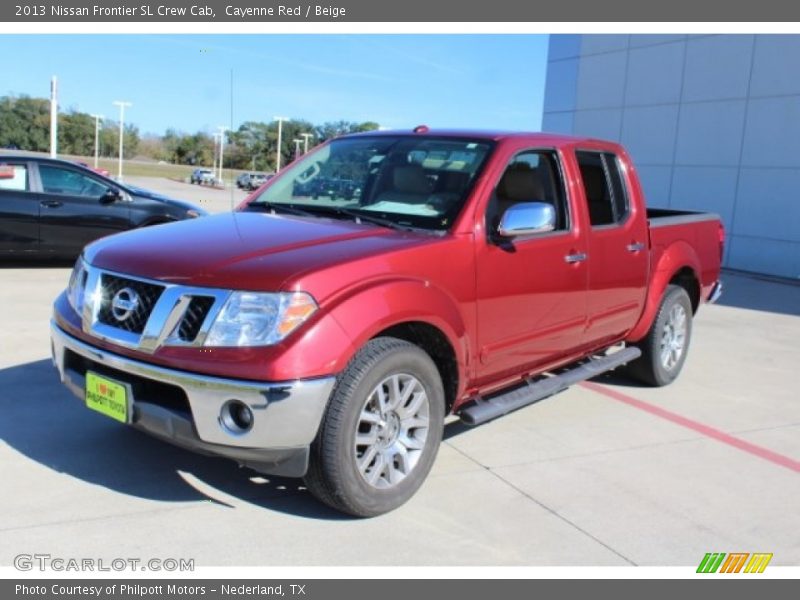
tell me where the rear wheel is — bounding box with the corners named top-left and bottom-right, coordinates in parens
top-left (627, 284), bottom-right (693, 386)
top-left (304, 337), bottom-right (444, 517)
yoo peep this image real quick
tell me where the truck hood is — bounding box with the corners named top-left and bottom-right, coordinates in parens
top-left (84, 211), bottom-right (427, 291)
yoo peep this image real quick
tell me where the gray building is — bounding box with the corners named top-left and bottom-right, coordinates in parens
top-left (542, 34), bottom-right (800, 280)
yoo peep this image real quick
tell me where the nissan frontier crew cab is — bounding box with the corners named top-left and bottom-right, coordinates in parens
top-left (51, 129), bottom-right (724, 516)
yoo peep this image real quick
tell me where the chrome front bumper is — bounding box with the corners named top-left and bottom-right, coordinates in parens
top-left (51, 322), bottom-right (336, 477)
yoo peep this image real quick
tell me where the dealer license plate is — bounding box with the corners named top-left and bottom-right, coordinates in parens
top-left (85, 371), bottom-right (130, 423)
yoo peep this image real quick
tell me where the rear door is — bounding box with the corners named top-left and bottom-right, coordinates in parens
top-left (573, 150), bottom-right (649, 346)
top-left (33, 162), bottom-right (131, 256)
top-left (0, 161), bottom-right (39, 255)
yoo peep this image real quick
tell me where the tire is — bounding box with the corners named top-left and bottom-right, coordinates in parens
top-left (627, 284), bottom-right (693, 387)
top-left (304, 337), bottom-right (445, 517)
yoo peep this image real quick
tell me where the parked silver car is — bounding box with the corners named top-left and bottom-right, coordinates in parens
top-left (246, 173), bottom-right (274, 190)
top-left (190, 168), bottom-right (215, 185)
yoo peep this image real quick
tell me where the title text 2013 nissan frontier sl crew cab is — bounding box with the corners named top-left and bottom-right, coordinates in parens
top-left (51, 129), bottom-right (723, 516)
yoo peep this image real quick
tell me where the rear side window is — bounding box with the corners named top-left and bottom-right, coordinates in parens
top-left (576, 151), bottom-right (629, 227)
top-left (0, 164), bottom-right (28, 191)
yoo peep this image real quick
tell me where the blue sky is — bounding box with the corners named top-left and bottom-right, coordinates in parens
top-left (3, 34), bottom-right (548, 135)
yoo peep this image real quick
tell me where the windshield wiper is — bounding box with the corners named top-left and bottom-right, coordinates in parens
top-left (247, 201), bottom-right (415, 232)
top-left (330, 207), bottom-right (413, 232)
top-left (245, 201), bottom-right (317, 218)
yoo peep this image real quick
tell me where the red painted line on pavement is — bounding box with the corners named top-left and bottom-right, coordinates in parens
top-left (580, 381), bottom-right (800, 474)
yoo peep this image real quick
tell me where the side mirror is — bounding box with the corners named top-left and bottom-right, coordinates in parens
top-left (497, 202), bottom-right (556, 238)
top-left (100, 188), bottom-right (121, 204)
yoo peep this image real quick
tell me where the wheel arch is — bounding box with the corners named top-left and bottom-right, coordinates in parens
top-left (373, 321), bottom-right (459, 415)
top-left (669, 266), bottom-right (701, 314)
top-left (318, 279), bottom-right (470, 411)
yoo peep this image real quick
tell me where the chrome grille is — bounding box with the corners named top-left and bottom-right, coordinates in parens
top-left (96, 274), bottom-right (165, 334)
top-left (80, 264), bottom-right (230, 353)
top-left (176, 296), bottom-right (215, 342)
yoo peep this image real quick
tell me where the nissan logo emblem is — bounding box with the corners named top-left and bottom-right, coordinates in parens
top-left (111, 287), bottom-right (140, 322)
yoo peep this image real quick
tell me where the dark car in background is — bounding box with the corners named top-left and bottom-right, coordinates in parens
top-left (0, 156), bottom-right (207, 258)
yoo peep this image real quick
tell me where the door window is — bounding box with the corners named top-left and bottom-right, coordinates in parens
top-left (575, 151), bottom-right (629, 227)
top-left (39, 165), bottom-right (107, 198)
top-left (0, 164), bottom-right (28, 191)
top-left (487, 150), bottom-right (569, 233)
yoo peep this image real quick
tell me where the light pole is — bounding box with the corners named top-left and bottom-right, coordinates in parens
top-left (300, 132), bottom-right (313, 154)
top-left (292, 139), bottom-right (303, 160)
top-left (211, 132), bottom-right (221, 183)
top-left (217, 126), bottom-right (228, 185)
top-left (112, 101), bottom-right (132, 181)
top-left (49, 76), bottom-right (58, 158)
top-left (90, 114), bottom-right (104, 168)
top-left (273, 116), bottom-right (288, 172)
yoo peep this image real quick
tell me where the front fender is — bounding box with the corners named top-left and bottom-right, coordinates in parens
top-left (627, 240), bottom-right (701, 342)
top-left (270, 277), bottom-right (470, 393)
top-left (331, 279), bottom-right (469, 384)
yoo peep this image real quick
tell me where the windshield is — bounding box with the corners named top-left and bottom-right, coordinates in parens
top-left (245, 135), bottom-right (494, 231)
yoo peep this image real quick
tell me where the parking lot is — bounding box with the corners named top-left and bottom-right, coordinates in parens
top-left (1, 176), bottom-right (799, 567)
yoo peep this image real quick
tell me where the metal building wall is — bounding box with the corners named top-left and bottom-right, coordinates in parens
top-left (542, 34), bottom-right (800, 279)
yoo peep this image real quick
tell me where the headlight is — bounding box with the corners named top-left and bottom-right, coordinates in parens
top-left (204, 291), bottom-right (318, 347)
top-left (67, 256), bottom-right (88, 315)
top-left (186, 209), bottom-right (203, 218)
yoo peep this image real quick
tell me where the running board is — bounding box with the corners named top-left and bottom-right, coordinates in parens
top-left (458, 347), bottom-right (642, 427)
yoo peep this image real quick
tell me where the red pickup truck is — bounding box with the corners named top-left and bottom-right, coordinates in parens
top-left (51, 129), bottom-right (723, 516)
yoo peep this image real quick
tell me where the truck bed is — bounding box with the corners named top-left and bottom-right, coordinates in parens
top-left (647, 207), bottom-right (723, 302)
top-left (647, 207), bottom-right (721, 227)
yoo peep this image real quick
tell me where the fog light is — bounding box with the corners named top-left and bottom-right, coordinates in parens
top-left (220, 400), bottom-right (254, 434)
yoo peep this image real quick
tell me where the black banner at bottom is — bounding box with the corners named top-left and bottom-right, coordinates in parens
top-left (2, 579), bottom-right (795, 600)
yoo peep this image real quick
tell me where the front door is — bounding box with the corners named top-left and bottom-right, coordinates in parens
top-left (35, 163), bottom-right (130, 256)
top-left (475, 149), bottom-right (588, 386)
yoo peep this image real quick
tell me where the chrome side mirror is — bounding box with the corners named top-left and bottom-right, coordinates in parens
top-left (497, 202), bottom-right (556, 238)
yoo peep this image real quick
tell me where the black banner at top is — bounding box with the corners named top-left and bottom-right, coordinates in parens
top-left (2, 0), bottom-right (800, 22)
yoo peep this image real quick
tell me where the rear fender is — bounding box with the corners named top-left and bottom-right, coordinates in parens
top-left (627, 240), bottom-right (701, 342)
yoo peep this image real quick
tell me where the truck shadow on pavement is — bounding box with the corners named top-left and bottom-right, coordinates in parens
top-left (715, 271), bottom-right (800, 317)
top-left (0, 359), bottom-right (353, 521)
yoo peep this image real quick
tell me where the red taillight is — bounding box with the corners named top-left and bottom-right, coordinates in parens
top-left (718, 222), bottom-right (725, 262)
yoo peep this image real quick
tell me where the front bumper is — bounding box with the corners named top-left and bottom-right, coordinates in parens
top-left (50, 322), bottom-right (336, 477)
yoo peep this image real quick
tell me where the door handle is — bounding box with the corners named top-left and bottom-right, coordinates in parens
top-left (564, 252), bottom-right (587, 264)
top-left (40, 200), bottom-right (63, 208)
top-left (626, 242), bottom-right (645, 253)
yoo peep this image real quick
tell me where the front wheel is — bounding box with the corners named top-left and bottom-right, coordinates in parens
top-left (627, 284), bottom-right (693, 386)
top-left (304, 337), bottom-right (444, 517)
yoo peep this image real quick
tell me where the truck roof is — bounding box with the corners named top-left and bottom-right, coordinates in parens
top-left (342, 127), bottom-right (611, 147)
